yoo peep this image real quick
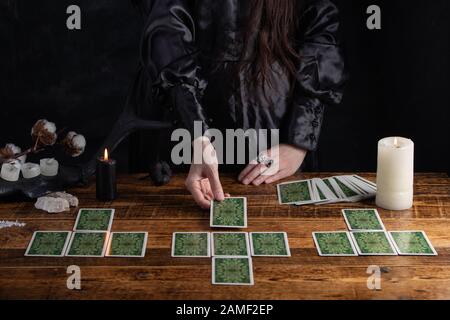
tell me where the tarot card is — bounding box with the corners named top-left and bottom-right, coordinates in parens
top-left (332, 177), bottom-right (364, 202)
top-left (322, 178), bottom-right (345, 199)
top-left (212, 257), bottom-right (254, 285)
top-left (310, 179), bottom-right (320, 201)
top-left (66, 231), bottom-right (109, 257)
top-left (342, 208), bottom-right (385, 231)
top-left (340, 176), bottom-right (370, 195)
top-left (389, 231), bottom-right (437, 256)
top-left (250, 232), bottom-right (291, 257)
top-left (312, 231), bottom-right (358, 256)
top-left (350, 231), bottom-right (397, 256)
top-left (277, 180), bottom-right (314, 205)
top-left (314, 179), bottom-right (340, 203)
top-left (74, 208), bottom-right (114, 231)
top-left (171, 232), bottom-right (211, 257)
top-left (351, 175), bottom-right (377, 189)
top-left (310, 178), bottom-right (331, 204)
top-left (25, 231), bottom-right (71, 257)
top-left (342, 175), bottom-right (376, 196)
top-left (106, 232), bottom-right (148, 257)
top-left (210, 197), bottom-right (247, 228)
top-left (211, 232), bottom-right (250, 257)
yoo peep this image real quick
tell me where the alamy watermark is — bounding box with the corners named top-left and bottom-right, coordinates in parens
top-left (367, 5), bottom-right (381, 30)
top-left (67, 265), bottom-right (81, 290)
top-left (66, 5), bottom-right (81, 30)
top-left (171, 121), bottom-right (280, 174)
top-left (366, 265), bottom-right (381, 290)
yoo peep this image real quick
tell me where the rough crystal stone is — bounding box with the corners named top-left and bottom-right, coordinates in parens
top-left (35, 196), bottom-right (70, 213)
top-left (46, 191), bottom-right (79, 207)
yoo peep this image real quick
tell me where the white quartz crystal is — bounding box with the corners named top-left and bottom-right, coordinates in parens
top-left (46, 191), bottom-right (79, 207)
top-left (35, 196), bottom-right (70, 213)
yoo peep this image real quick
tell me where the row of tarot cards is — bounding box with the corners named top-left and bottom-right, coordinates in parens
top-left (313, 208), bottom-right (437, 256)
top-left (277, 175), bottom-right (377, 205)
top-left (172, 232), bottom-right (291, 285)
top-left (25, 209), bottom-right (148, 257)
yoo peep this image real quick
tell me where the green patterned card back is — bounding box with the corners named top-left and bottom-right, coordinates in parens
top-left (66, 232), bottom-right (108, 257)
top-left (389, 231), bottom-right (437, 255)
top-left (212, 233), bottom-right (249, 256)
top-left (250, 232), bottom-right (290, 256)
top-left (351, 231), bottom-right (397, 255)
top-left (277, 180), bottom-right (312, 204)
top-left (25, 231), bottom-right (71, 257)
top-left (343, 209), bottom-right (384, 231)
top-left (323, 179), bottom-right (340, 198)
top-left (74, 209), bottom-right (114, 231)
top-left (107, 232), bottom-right (148, 257)
top-left (317, 187), bottom-right (327, 200)
top-left (172, 232), bottom-right (210, 257)
top-left (212, 257), bottom-right (254, 285)
top-left (334, 178), bottom-right (359, 198)
top-left (210, 197), bottom-right (247, 228)
top-left (313, 232), bottom-right (357, 256)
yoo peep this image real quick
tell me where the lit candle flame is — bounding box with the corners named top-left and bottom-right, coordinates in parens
top-left (104, 148), bottom-right (109, 161)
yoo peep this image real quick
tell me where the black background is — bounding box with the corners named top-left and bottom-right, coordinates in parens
top-left (1, 0), bottom-right (449, 174)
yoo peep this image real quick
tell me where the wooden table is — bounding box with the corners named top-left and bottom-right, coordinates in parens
top-left (0, 173), bottom-right (449, 300)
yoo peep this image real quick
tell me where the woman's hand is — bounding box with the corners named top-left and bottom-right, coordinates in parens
top-left (238, 144), bottom-right (307, 186)
top-left (185, 137), bottom-right (229, 209)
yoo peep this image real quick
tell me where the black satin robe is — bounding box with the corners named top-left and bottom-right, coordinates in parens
top-left (131, 0), bottom-right (346, 170)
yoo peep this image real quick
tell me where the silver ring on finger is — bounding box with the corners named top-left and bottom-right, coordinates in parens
top-left (257, 153), bottom-right (274, 168)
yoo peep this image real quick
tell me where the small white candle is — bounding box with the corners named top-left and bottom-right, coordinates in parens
top-left (376, 137), bottom-right (414, 210)
top-left (21, 163), bottom-right (41, 179)
top-left (1, 160), bottom-right (22, 182)
top-left (40, 158), bottom-right (59, 177)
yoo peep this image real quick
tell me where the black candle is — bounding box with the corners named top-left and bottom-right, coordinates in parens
top-left (96, 148), bottom-right (117, 201)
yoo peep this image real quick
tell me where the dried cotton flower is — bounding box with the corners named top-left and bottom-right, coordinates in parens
top-left (62, 131), bottom-right (86, 157)
top-left (0, 143), bottom-right (26, 164)
top-left (31, 119), bottom-right (57, 146)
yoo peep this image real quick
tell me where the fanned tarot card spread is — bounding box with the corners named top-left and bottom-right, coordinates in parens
top-left (66, 231), bottom-right (109, 257)
top-left (106, 232), bottom-right (148, 257)
top-left (350, 231), bottom-right (397, 256)
top-left (210, 197), bottom-right (247, 228)
top-left (212, 257), bottom-right (254, 286)
top-left (312, 232), bottom-right (358, 256)
top-left (277, 175), bottom-right (376, 206)
top-left (342, 209), bottom-right (385, 231)
top-left (211, 232), bottom-right (249, 257)
top-left (277, 180), bottom-right (313, 205)
top-left (25, 231), bottom-right (72, 257)
top-left (389, 231), bottom-right (437, 256)
top-left (73, 208), bottom-right (114, 231)
top-left (250, 232), bottom-right (291, 257)
top-left (171, 232), bottom-right (211, 257)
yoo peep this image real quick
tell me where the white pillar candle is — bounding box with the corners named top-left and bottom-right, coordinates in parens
top-left (376, 137), bottom-right (414, 210)
top-left (40, 158), bottom-right (59, 177)
top-left (21, 163), bottom-right (41, 179)
top-left (1, 160), bottom-right (22, 182)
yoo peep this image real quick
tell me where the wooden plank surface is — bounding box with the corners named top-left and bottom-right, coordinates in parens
top-left (0, 172), bottom-right (449, 300)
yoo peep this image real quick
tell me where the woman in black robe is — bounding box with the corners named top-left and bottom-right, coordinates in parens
top-left (132, 0), bottom-right (346, 208)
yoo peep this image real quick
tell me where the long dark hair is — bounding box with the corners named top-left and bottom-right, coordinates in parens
top-left (240, 0), bottom-right (301, 93)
